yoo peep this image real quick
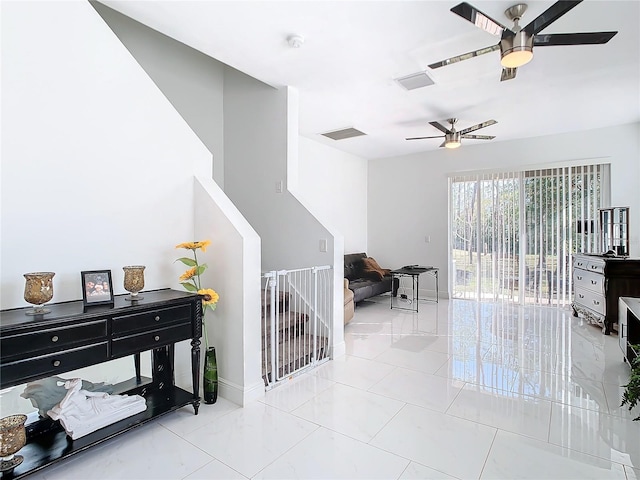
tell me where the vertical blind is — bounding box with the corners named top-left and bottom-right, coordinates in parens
top-left (450, 164), bottom-right (609, 305)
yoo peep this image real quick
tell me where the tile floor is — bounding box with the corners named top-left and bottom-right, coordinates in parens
top-left (25, 297), bottom-right (640, 479)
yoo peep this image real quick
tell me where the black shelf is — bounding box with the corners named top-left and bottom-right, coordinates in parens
top-left (5, 386), bottom-right (196, 479)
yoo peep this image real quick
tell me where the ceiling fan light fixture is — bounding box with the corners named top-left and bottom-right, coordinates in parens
top-left (445, 132), bottom-right (462, 149)
top-left (501, 48), bottom-right (533, 68)
top-left (500, 31), bottom-right (533, 68)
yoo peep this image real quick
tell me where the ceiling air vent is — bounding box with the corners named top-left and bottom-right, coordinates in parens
top-left (395, 71), bottom-right (435, 91)
top-left (321, 127), bottom-right (367, 141)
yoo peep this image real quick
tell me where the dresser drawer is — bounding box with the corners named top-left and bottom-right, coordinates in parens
top-left (111, 323), bottom-right (192, 358)
top-left (112, 305), bottom-right (191, 336)
top-left (585, 260), bottom-right (605, 275)
top-left (574, 287), bottom-right (606, 316)
top-left (574, 257), bottom-right (589, 270)
top-left (0, 319), bottom-right (107, 361)
top-left (573, 269), bottom-right (604, 293)
top-left (0, 342), bottom-right (108, 388)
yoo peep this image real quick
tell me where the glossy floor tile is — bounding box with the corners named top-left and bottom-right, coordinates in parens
top-left (17, 297), bottom-right (638, 479)
top-left (253, 427), bottom-right (409, 479)
top-left (370, 403), bottom-right (497, 479)
top-left (183, 401), bottom-right (317, 478)
top-left (291, 383), bottom-right (404, 442)
top-left (481, 430), bottom-right (627, 479)
top-left (446, 383), bottom-right (553, 441)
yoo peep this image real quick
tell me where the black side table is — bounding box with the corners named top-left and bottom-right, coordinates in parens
top-left (390, 267), bottom-right (439, 313)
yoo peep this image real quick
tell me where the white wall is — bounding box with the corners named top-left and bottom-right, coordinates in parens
top-left (298, 137), bottom-right (368, 254)
top-left (91, 1), bottom-right (226, 187)
top-left (1, 1), bottom-right (207, 307)
top-left (368, 123), bottom-right (640, 297)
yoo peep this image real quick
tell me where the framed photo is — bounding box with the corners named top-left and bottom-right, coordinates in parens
top-left (81, 270), bottom-right (114, 306)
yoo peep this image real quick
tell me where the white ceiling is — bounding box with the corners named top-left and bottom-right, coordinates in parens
top-left (101, 0), bottom-right (640, 159)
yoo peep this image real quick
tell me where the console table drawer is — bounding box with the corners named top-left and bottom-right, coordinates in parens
top-left (0, 342), bottom-right (108, 387)
top-left (573, 270), bottom-right (604, 293)
top-left (111, 323), bottom-right (192, 357)
top-left (574, 287), bottom-right (605, 316)
top-left (112, 305), bottom-right (191, 336)
top-left (0, 319), bottom-right (107, 360)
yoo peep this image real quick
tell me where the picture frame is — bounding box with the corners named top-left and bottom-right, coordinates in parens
top-left (81, 270), bottom-right (114, 306)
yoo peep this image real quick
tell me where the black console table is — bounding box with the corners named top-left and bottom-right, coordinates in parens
top-left (390, 267), bottom-right (439, 313)
top-left (0, 289), bottom-right (202, 479)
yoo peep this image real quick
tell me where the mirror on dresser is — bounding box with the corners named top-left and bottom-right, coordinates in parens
top-left (599, 206), bottom-right (630, 257)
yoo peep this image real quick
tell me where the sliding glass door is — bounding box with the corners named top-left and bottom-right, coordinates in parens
top-left (450, 165), bottom-right (608, 305)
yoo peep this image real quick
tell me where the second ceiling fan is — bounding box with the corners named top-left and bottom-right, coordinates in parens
top-left (406, 118), bottom-right (497, 148)
top-left (428, 1), bottom-right (618, 81)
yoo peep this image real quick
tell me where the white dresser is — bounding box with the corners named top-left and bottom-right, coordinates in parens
top-left (572, 254), bottom-right (640, 334)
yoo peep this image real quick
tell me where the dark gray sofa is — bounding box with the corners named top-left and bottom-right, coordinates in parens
top-left (344, 253), bottom-right (398, 304)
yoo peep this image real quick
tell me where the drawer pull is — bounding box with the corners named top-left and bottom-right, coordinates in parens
top-left (158, 364), bottom-right (164, 372)
top-left (155, 316), bottom-right (160, 321)
top-left (576, 275), bottom-right (583, 280)
top-left (53, 360), bottom-right (61, 367)
top-left (51, 335), bottom-right (59, 342)
top-left (590, 265), bottom-right (598, 269)
top-left (593, 300), bottom-right (600, 306)
top-left (578, 294), bottom-right (584, 299)
top-left (591, 280), bottom-right (597, 285)
top-left (154, 335), bottom-right (160, 341)
top-left (158, 382), bottom-right (164, 389)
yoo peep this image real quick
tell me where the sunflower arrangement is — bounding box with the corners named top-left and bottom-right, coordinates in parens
top-left (175, 240), bottom-right (219, 346)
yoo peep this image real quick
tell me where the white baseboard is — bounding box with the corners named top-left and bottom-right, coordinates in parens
top-left (219, 377), bottom-right (264, 406)
top-left (175, 371), bottom-right (264, 407)
top-left (331, 340), bottom-right (346, 359)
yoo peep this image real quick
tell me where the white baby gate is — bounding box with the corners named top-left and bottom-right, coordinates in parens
top-left (261, 265), bottom-right (332, 389)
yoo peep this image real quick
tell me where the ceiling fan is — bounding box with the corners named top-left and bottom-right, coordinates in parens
top-left (406, 118), bottom-right (497, 148)
top-left (428, 1), bottom-right (618, 81)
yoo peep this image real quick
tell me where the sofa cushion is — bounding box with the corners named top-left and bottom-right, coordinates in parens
top-left (344, 252), bottom-right (367, 281)
top-left (348, 278), bottom-right (384, 303)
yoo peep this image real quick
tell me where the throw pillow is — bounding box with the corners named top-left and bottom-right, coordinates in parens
top-left (362, 257), bottom-right (390, 281)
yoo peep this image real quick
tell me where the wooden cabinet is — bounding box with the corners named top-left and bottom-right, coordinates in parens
top-left (572, 254), bottom-right (640, 334)
top-left (0, 289), bottom-right (202, 479)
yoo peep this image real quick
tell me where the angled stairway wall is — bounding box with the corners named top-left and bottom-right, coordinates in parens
top-left (93, 2), bottom-right (344, 366)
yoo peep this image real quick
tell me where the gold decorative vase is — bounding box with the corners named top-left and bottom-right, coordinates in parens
top-left (0, 414), bottom-right (27, 473)
top-left (123, 266), bottom-right (145, 301)
top-left (23, 272), bottom-right (55, 315)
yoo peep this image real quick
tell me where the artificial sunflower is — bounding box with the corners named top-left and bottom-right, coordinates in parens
top-left (175, 240), bottom-right (219, 347)
top-left (179, 267), bottom-right (198, 281)
top-left (175, 241), bottom-right (198, 250)
top-left (198, 288), bottom-right (219, 306)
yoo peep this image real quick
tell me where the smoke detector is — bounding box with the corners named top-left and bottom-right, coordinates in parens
top-left (287, 35), bottom-right (305, 48)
